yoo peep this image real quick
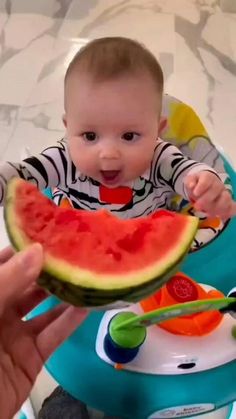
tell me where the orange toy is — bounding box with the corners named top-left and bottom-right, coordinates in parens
top-left (140, 273), bottom-right (224, 336)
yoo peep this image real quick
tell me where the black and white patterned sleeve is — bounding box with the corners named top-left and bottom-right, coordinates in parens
top-left (151, 140), bottom-right (220, 200)
top-left (0, 140), bottom-right (69, 205)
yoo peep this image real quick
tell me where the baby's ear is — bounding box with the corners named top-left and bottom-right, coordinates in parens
top-left (158, 116), bottom-right (167, 136)
top-left (62, 114), bottom-right (67, 128)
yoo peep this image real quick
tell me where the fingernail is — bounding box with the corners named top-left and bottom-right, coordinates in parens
top-left (19, 243), bottom-right (43, 273)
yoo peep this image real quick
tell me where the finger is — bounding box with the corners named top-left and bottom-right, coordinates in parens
top-left (14, 284), bottom-right (48, 318)
top-left (0, 246), bottom-right (14, 264)
top-left (26, 303), bottom-right (69, 334)
top-left (185, 173), bottom-right (199, 197)
top-left (213, 191), bottom-right (234, 219)
top-left (194, 183), bottom-right (225, 211)
top-left (201, 190), bottom-right (231, 218)
top-left (229, 201), bottom-right (236, 218)
top-left (0, 243), bottom-right (44, 314)
top-left (36, 306), bottom-right (88, 362)
top-left (192, 172), bottom-right (214, 198)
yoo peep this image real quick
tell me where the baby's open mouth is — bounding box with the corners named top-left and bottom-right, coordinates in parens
top-left (100, 170), bottom-right (121, 185)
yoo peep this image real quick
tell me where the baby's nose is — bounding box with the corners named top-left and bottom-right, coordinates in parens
top-left (99, 145), bottom-right (121, 160)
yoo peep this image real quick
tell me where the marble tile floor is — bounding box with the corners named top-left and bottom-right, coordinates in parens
top-left (0, 0), bottom-right (235, 417)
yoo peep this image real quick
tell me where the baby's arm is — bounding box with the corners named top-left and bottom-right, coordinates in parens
top-left (154, 140), bottom-right (235, 219)
top-left (0, 140), bottom-right (68, 206)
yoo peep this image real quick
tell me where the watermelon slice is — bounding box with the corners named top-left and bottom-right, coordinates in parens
top-left (4, 178), bottom-right (198, 308)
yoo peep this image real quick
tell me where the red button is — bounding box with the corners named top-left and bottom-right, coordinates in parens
top-left (166, 275), bottom-right (199, 302)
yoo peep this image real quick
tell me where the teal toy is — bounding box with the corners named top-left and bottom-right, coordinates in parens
top-left (28, 279), bottom-right (236, 419)
top-left (27, 155), bottom-right (236, 419)
top-left (27, 96), bottom-right (236, 418)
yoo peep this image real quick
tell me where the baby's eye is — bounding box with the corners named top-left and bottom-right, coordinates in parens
top-left (122, 132), bottom-right (140, 142)
top-left (82, 132), bottom-right (97, 142)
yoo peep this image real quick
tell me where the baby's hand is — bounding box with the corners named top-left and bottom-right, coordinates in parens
top-left (185, 171), bottom-right (236, 219)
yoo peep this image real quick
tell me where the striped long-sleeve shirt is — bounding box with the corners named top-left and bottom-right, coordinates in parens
top-left (0, 139), bottom-right (228, 249)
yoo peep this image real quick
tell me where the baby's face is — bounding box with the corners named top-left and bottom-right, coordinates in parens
top-left (64, 72), bottom-right (162, 187)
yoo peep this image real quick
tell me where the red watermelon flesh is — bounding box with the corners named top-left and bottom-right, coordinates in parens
top-left (4, 179), bottom-right (198, 307)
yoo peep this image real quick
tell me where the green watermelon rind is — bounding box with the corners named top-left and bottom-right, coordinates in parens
top-left (4, 178), bottom-right (199, 307)
top-left (37, 258), bottom-right (185, 307)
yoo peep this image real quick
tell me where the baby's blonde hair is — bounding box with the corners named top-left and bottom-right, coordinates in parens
top-left (65, 37), bottom-right (164, 95)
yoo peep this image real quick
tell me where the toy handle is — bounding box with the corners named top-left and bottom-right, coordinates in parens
top-left (114, 297), bottom-right (236, 331)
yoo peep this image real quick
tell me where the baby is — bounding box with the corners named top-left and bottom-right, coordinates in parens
top-left (1, 36), bottom-right (235, 419)
top-left (0, 37), bottom-right (234, 226)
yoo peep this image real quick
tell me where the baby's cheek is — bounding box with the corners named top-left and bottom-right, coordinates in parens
top-left (68, 137), bottom-right (85, 168)
top-left (127, 147), bottom-right (153, 176)
top-left (68, 136), bottom-right (77, 156)
top-left (70, 140), bottom-right (96, 177)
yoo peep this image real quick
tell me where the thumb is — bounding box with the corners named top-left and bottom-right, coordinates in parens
top-left (229, 201), bottom-right (236, 218)
top-left (0, 243), bottom-right (44, 313)
top-left (184, 173), bottom-right (199, 199)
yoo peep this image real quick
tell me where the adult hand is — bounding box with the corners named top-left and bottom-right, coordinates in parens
top-left (0, 244), bottom-right (87, 419)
